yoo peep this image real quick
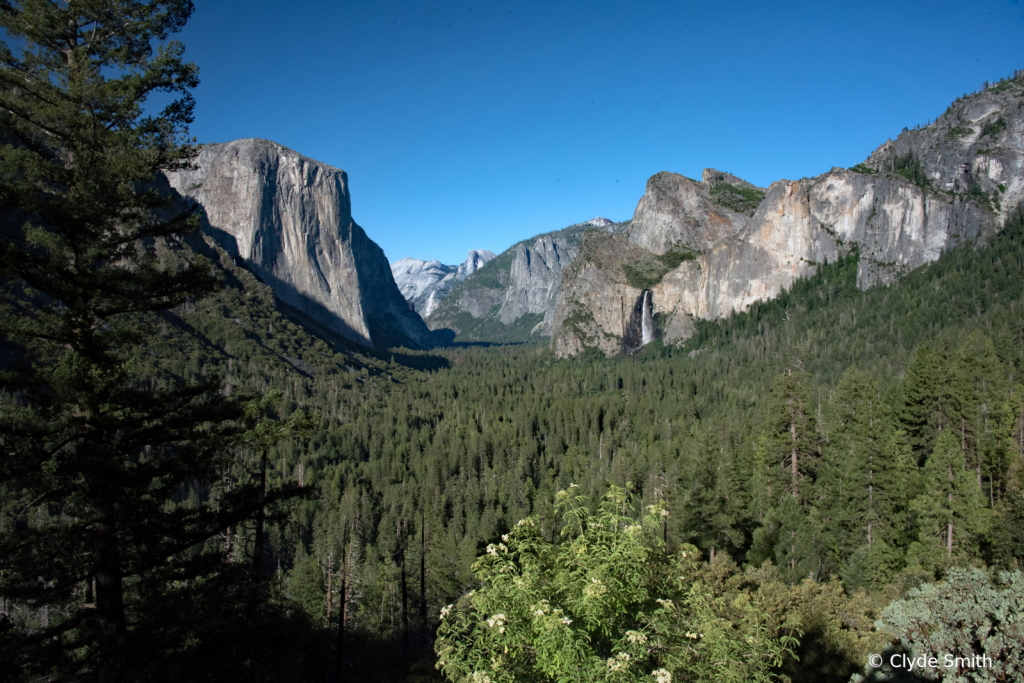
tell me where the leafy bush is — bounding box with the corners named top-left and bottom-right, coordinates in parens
top-left (435, 488), bottom-right (801, 683)
top-left (854, 568), bottom-right (1024, 683)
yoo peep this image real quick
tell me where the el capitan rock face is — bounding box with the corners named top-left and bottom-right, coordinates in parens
top-left (165, 138), bottom-right (432, 349)
top-left (552, 75), bottom-right (1023, 357)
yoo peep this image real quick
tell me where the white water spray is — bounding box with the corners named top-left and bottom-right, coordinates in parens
top-left (641, 290), bottom-right (654, 346)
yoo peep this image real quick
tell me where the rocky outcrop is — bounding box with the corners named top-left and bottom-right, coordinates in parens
top-left (390, 258), bottom-right (456, 316)
top-left (625, 172), bottom-right (750, 255)
top-left (456, 249), bottom-right (496, 279)
top-left (427, 220), bottom-right (623, 342)
top-left (499, 236), bottom-right (575, 333)
top-left (550, 233), bottom-right (642, 358)
top-left (552, 75), bottom-right (1023, 357)
top-left (653, 170), bottom-right (993, 327)
top-left (550, 232), bottom-right (693, 357)
top-left (165, 138), bottom-right (432, 349)
top-left (391, 250), bottom-right (496, 317)
top-left (862, 76), bottom-right (1024, 224)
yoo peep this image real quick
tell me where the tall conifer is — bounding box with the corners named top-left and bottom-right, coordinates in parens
top-left (0, 2), bottom-right (257, 677)
top-left (910, 431), bottom-right (989, 569)
top-left (820, 370), bottom-right (913, 584)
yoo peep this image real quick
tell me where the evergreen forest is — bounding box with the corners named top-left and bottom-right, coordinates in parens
top-left (1, 2), bottom-right (1022, 682)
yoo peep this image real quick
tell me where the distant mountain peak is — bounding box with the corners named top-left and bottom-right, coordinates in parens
top-left (583, 217), bottom-right (614, 227)
top-left (391, 249), bottom-right (496, 317)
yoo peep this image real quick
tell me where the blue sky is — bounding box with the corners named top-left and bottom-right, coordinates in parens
top-left (177, 0), bottom-right (1024, 266)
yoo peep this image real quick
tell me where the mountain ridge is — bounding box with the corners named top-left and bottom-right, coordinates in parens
top-left (550, 73), bottom-right (1023, 357)
top-left (424, 218), bottom-right (625, 343)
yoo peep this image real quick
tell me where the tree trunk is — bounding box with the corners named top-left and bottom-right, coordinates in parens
top-left (868, 477), bottom-right (874, 547)
top-left (398, 520), bottom-right (409, 651)
top-left (246, 449), bottom-right (268, 629)
top-left (93, 514), bottom-right (125, 681)
top-left (326, 561), bottom-right (333, 627)
top-left (790, 409), bottom-right (798, 496)
top-left (420, 509), bottom-right (428, 643)
top-left (948, 463), bottom-right (954, 556)
top-left (336, 525), bottom-right (355, 683)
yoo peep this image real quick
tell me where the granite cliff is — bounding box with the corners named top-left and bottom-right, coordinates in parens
top-left (426, 219), bottom-right (621, 343)
top-left (390, 249), bottom-right (496, 317)
top-left (165, 138), bottom-right (432, 350)
top-left (552, 73), bottom-right (1022, 357)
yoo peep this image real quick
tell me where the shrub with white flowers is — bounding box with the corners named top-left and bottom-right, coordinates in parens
top-left (435, 486), bottom-right (799, 683)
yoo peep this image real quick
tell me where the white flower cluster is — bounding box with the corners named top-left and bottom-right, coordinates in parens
top-left (584, 576), bottom-right (606, 600)
top-left (652, 668), bottom-right (672, 683)
top-left (439, 604), bottom-right (453, 620)
top-left (485, 543), bottom-right (508, 556)
top-left (501, 533), bottom-right (509, 542)
top-left (532, 602), bottom-right (572, 626)
top-left (645, 505), bottom-right (670, 518)
top-left (469, 672), bottom-right (494, 683)
top-left (654, 599), bottom-right (675, 610)
top-left (684, 631), bottom-right (702, 640)
top-left (625, 630), bottom-right (647, 645)
top-left (606, 652), bottom-right (631, 672)
top-left (515, 518), bottom-right (535, 528)
top-left (486, 613), bottom-right (507, 634)
top-left (625, 524), bottom-right (642, 534)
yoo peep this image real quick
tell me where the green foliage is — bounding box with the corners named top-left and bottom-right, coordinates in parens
top-left (456, 312), bottom-right (546, 344)
top-left (0, 2), bottom-right (278, 677)
top-left (848, 164), bottom-right (877, 175)
top-left (908, 431), bottom-right (990, 569)
top-left (980, 117), bottom-right (1007, 140)
top-left (946, 125), bottom-right (974, 140)
top-left (821, 370), bottom-right (916, 585)
top-left (863, 568), bottom-right (1024, 683)
top-left (710, 182), bottom-right (766, 214)
top-left (435, 488), bottom-right (800, 683)
top-left (621, 248), bottom-right (696, 290)
top-left (891, 153), bottom-right (931, 189)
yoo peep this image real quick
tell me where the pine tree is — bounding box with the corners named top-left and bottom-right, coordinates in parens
top-left (899, 342), bottom-right (952, 464)
top-left (909, 431), bottom-right (989, 569)
top-left (0, 2), bottom-right (257, 678)
top-left (953, 330), bottom-right (1013, 501)
top-left (820, 370), bottom-right (914, 584)
top-left (758, 369), bottom-right (820, 505)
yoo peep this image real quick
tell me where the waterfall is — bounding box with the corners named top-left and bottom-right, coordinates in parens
top-left (641, 290), bottom-right (654, 346)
